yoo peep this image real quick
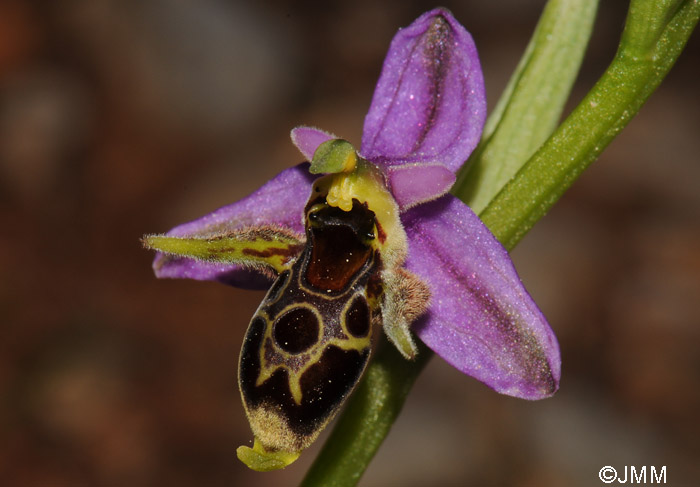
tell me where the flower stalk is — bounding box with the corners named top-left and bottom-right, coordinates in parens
top-left (301, 0), bottom-right (699, 485)
top-left (477, 0), bottom-right (700, 250)
top-left (454, 0), bottom-right (598, 214)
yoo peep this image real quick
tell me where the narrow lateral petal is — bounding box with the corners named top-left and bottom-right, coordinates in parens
top-left (290, 126), bottom-right (337, 162)
top-left (152, 163), bottom-right (314, 288)
top-left (386, 163), bottom-right (455, 211)
top-left (361, 8), bottom-right (486, 173)
top-left (402, 195), bottom-right (560, 399)
top-left (145, 227), bottom-right (303, 273)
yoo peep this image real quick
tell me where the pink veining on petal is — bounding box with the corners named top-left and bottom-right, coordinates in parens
top-left (361, 8), bottom-right (486, 173)
top-left (402, 195), bottom-right (561, 400)
top-left (290, 126), bottom-right (337, 162)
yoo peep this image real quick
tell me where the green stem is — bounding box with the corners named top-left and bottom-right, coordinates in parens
top-left (300, 1), bottom-right (699, 485)
top-left (454, 0), bottom-right (598, 213)
top-left (478, 0), bottom-right (700, 249)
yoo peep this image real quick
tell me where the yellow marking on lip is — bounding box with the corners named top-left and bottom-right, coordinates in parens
top-left (254, 299), bottom-right (372, 407)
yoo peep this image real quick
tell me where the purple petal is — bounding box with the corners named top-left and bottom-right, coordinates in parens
top-left (386, 163), bottom-right (455, 211)
top-left (290, 126), bottom-right (337, 162)
top-left (153, 163), bottom-right (314, 289)
top-left (402, 195), bottom-right (560, 399)
top-left (361, 8), bottom-right (486, 173)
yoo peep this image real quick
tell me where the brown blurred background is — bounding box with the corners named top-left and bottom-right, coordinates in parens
top-left (1, 1), bottom-right (698, 486)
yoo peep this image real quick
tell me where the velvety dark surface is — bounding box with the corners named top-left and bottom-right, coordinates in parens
top-left (1, 1), bottom-right (698, 486)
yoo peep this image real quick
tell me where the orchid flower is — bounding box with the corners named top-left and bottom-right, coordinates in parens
top-left (143, 8), bottom-right (559, 472)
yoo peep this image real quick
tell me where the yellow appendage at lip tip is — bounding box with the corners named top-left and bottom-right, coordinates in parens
top-left (237, 438), bottom-right (300, 471)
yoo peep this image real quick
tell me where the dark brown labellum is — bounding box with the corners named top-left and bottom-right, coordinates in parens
top-left (238, 199), bottom-right (381, 453)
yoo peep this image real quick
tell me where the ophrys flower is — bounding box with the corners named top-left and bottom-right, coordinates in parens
top-left (143, 8), bottom-right (560, 472)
